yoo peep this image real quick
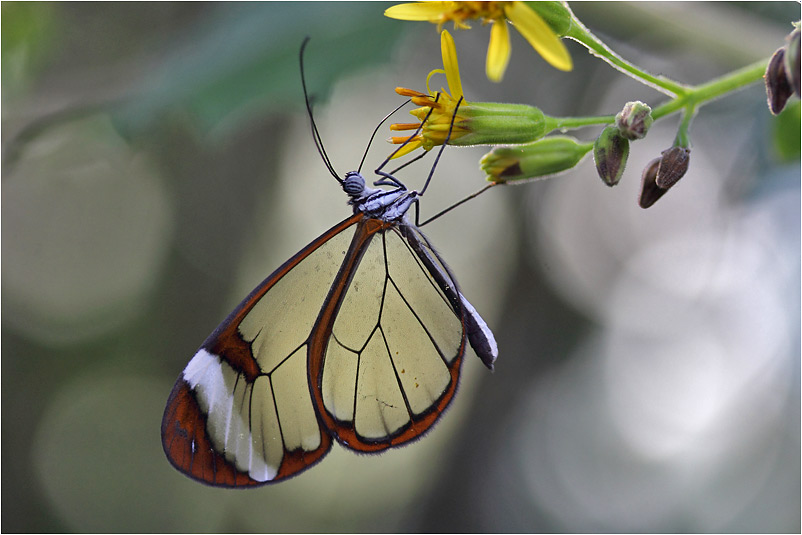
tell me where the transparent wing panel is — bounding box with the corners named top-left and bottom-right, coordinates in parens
top-left (319, 224), bottom-right (465, 445)
top-left (239, 226), bottom-right (356, 373)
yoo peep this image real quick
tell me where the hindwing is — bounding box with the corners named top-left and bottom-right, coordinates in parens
top-left (309, 218), bottom-right (468, 451)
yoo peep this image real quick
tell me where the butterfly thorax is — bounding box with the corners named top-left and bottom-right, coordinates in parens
top-left (342, 171), bottom-right (418, 222)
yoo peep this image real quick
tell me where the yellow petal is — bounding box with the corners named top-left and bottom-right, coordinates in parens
top-left (486, 19), bottom-right (511, 82)
top-left (384, 2), bottom-right (454, 21)
top-left (504, 2), bottom-right (572, 71)
top-left (440, 30), bottom-right (463, 99)
top-left (389, 139), bottom-right (424, 159)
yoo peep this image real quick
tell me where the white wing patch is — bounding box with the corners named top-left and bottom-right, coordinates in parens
top-left (182, 226), bottom-right (356, 482)
top-left (183, 349), bottom-right (277, 482)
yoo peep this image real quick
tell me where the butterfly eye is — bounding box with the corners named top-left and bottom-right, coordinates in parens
top-left (343, 172), bottom-right (366, 197)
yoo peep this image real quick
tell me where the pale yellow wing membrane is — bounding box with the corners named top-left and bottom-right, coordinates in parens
top-left (271, 345), bottom-right (322, 452)
top-left (320, 223), bottom-right (465, 448)
top-left (384, 226), bottom-right (463, 364)
top-left (239, 225), bottom-right (357, 373)
top-left (320, 339), bottom-right (359, 422)
top-left (222, 225), bottom-right (355, 478)
top-left (164, 218), bottom-right (360, 486)
top-left (354, 328), bottom-right (411, 439)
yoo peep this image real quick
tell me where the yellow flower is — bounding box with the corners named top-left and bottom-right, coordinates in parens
top-left (385, 1), bottom-right (573, 82)
top-left (390, 30), bottom-right (553, 158)
top-left (390, 30), bottom-right (468, 158)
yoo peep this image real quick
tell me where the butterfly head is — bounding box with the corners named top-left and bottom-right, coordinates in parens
top-left (343, 171), bottom-right (368, 199)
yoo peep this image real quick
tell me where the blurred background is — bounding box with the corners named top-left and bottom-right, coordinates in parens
top-left (3, 2), bottom-right (799, 532)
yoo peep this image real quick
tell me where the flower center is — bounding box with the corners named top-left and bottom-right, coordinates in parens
top-left (448, 1), bottom-right (509, 25)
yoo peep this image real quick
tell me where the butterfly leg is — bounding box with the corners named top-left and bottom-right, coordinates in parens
top-left (373, 173), bottom-right (407, 189)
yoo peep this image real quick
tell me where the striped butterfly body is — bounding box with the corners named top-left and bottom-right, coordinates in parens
top-left (161, 169), bottom-right (497, 486)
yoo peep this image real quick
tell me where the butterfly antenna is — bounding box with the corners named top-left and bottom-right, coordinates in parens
top-left (300, 37), bottom-right (341, 183)
top-left (419, 96), bottom-right (463, 196)
top-left (357, 99), bottom-right (411, 174)
top-left (417, 96), bottom-right (499, 227)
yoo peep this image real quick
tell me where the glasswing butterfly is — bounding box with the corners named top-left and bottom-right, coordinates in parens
top-left (161, 38), bottom-right (497, 486)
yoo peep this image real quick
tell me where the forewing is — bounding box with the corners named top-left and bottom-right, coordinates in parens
top-left (309, 219), bottom-right (467, 452)
top-left (161, 215), bottom-right (363, 486)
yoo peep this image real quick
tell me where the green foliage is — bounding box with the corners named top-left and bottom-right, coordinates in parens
top-left (772, 100), bottom-right (801, 161)
top-left (115, 2), bottom-right (403, 136)
top-left (1, 1), bottom-right (59, 96)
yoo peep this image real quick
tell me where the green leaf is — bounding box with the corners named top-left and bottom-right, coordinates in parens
top-left (115, 2), bottom-right (402, 136)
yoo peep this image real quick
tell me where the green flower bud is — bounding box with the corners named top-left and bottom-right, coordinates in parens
top-left (524, 1), bottom-right (573, 36)
top-left (481, 136), bottom-right (593, 183)
top-left (615, 101), bottom-right (653, 140)
top-left (766, 46), bottom-right (794, 115)
top-left (593, 126), bottom-right (629, 187)
top-left (455, 102), bottom-right (548, 146)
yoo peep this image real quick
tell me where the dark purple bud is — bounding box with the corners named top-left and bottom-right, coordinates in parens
top-left (656, 146), bottom-right (690, 189)
top-left (766, 46), bottom-right (793, 115)
top-left (594, 126), bottom-right (630, 186)
top-left (638, 157), bottom-right (665, 209)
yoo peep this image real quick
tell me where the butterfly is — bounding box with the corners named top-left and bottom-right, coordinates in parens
top-left (161, 39), bottom-right (497, 487)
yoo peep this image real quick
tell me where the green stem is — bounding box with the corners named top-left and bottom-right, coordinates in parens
top-left (651, 58), bottom-right (768, 120)
top-left (547, 114), bottom-right (616, 132)
top-left (565, 18), bottom-right (689, 96)
top-left (547, 58), bottom-right (768, 139)
top-left (556, 4), bottom-right (769, 134)
top-left (674, 106), bottom-right (696, 147)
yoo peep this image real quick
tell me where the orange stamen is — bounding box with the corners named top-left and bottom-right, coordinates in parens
top-left (390, 123), bottom-right (422, 131)
top-left (411, 96), bottom-right (440, 107)
top-left (391, 135), bottom-right (422, 144)
top-left (395, 87), bottom-right (428, 98)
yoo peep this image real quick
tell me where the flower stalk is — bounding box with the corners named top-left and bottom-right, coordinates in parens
top-left (382, 2), bottom-right (796, 208)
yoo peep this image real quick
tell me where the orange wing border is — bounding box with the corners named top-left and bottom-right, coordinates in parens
top-left (307, 218), bottom-right (468, 453)
top-left (161, 213), bottom-right (364, 487)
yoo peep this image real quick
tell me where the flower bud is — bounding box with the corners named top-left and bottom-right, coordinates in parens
top-left (481, 136), bottom-right (593, 183)
top-left (525, 1), bottom-right (573, 36)
top-left (593, 126), bottom-right (629, 187)
top-left (638, 146), bottom-right (691, 208)
top-left (655, 146), bottom-right (690, 189)
top-left (615, 101), bottom-right (653, 140)
top-left (784, 27), bottom-right (800, 97)
top-left (766, 46), bottom-right (794, 115)
top-left (455, 102), bottom-right (548, 146)
top-left (638, 157), bottom-right (665, 209)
